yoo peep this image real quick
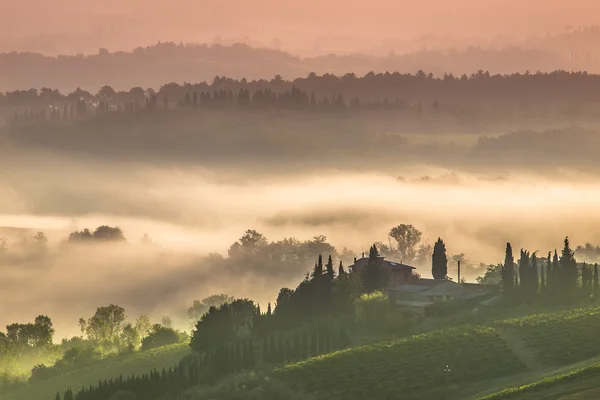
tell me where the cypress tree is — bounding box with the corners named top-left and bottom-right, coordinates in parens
top-left (262, 337), bottom-right (269, 364)
top-left (519, 249), bottom-right (530, 299)
top-left (560, 237), bottom-right (578, 296)
top-left (326, 255), bottom-right (335, 281)
top-left (553, 250), bottom-right (560, 290)
top-left (594, 263), bottom-right (599, 296)
top-left (294, 331), bottom-right (302, 361)
top-left (362, 244), bottom-right (388, 292)
top-left (64, 389), bottom-right (74, 400)
top-left (311, 254), bottom-right (324, 280)
top-left (309, 330), bottom-right (318, 356)
top-left (338, 261), bottom-right (346, 277)
top-left (502, 243), bottom-right (514, 295)
top-left (546, 252), bottom-right (553, 291)
top-left (531, 251), bottom-right (539, 295)
top-left (55, 391), bottom-right (61, 400)
top-left (432, 238), bottom-right (448, 280)
top-left (540, 256), bottom-right (546, 292)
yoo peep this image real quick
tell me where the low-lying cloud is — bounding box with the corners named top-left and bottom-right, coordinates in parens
top-left (2, 151), bottom-right (600, 338)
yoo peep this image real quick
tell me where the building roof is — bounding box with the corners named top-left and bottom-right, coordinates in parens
top-left (390, 279), bottom-right (493, 300)
top-left (348, 256), bottom-right (416, 271)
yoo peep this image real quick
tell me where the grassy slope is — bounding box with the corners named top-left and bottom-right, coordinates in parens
top-left (274, 326), bottom-right (525, 400)
top-left (476, 362), bottom-right (600, 400)
top-left (271, 305), bottom-right (600, 400)
top-left (2, 343), bottom-right (191, 400)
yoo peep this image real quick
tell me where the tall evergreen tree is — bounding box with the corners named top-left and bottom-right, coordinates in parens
top-left (432, 238), bottom-right (448, 280)
top-left (55, 392), bottom-right (61, 400)
top-left (338, 261), bottom-right (346, 277)
top-left (502, 243), bottom-right (514, 294)
top-left (326, 255), bottom-right (335, 281)
top-left (518, 249), bottom-right (530, 299)
top-left (540, 255), bottom-right (546, 292)
top-left (546, 252), bottom-right (553, 290)
top-left (531, 251), bottom-right (539, 295)
top-left (594, 263), bottom-right (599, 296)
top-left (560, 236), bottom-right (578, 295)
top-left (311, 254), bottom-right (324, 280)
top-left (362, 244), bottom-right (387, 292)
top-left (553, 250), bottom-right (560, 289)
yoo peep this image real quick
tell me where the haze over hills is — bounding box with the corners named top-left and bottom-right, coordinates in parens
top-left (2, 41), bottom-right (600, 93)
top-left (2, 0), bottom-right (600, 55)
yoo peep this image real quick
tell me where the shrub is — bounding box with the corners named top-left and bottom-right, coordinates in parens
top-left (141, 326), bottom-right (180, 351)
top-left (354, 291), bottom-right (407, 333)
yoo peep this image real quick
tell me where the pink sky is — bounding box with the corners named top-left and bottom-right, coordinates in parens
top-left (1, 0), bottom-right (599, 54)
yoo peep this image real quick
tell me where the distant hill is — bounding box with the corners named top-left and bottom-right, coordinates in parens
top-left (1, 42), bottom-right (597, 93)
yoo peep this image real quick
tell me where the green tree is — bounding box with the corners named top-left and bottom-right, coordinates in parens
top-left (388, 224), bottom-right (422, 263)
top-left (141, 325), bottom-right (180, 351)
top-left (135, 314), bottom-right (152, 339)
top-left (432, 238), bottom-right (448, 280)
top-left (188, 294), bottom-right (234, 326)
top-left (92, 225), bottom-right (126, 241)
top-left (120, 323), bottom-right (140, 351)
top-left (85, 304), bottom-right (126, 343)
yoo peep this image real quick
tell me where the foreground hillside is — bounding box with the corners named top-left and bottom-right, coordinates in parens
top-left (11, 305), bottom-right (600, 400)
top-left (269, 306), bottom-right (600, 400)
top-left (2, 343), bottom-right (190, 400)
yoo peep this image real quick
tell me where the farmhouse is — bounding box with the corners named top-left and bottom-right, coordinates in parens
top-left (387, 279), bottom-right (496, 316)
top-left (348, 255), bottom-right (417, 286)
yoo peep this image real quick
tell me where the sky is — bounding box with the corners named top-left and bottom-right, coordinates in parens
top-left (2, 0), bottom-right (599, 54)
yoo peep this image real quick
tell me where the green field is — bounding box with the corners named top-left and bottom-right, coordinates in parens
top-left (275, 326), bottom-right (525, 400)
top-left (2, 343), bottom-right (191, 400)
top-left (495, 307), bottom-right (600, 366)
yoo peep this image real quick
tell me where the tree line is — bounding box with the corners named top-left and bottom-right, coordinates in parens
top-left (6, 69), bottom-right (600, 124)
top-left (501, 237), bottom-right (600, 303)
top-left (5, 68), bottom-right (600, 108)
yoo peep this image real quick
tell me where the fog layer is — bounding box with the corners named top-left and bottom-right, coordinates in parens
top-left (1, 152), bottom-right (600, 338)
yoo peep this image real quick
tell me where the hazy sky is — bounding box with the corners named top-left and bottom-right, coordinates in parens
top-left (2, 0), bottom-right (599, 54)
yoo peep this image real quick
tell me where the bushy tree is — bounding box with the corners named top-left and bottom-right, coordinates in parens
top-left (388, 224), bottom-right (422, 263)
top-left (140, 325), bottom-right (180, 351)
top-left (85, 304), bottom-right (126, 343)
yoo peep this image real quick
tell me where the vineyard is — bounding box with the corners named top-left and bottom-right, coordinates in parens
top-left (274, 326), bottom-right (526, 400)
top-left (496, 306), bottom-right (600, 366)
top-left (478, 362), bottom-right (600, 399)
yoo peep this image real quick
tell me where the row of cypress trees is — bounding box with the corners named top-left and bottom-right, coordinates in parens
top-left (54, 326), bottom-right (351, 400)
top-left (502, 237), bottom-right (599, 302)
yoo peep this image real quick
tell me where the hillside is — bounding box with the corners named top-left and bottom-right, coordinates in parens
top-left (268, 305), bottom-right (600, 400)
top-left (10, 305), bottom-right (600, 400)
top-left (2, 343), bottom-right (190, 400)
